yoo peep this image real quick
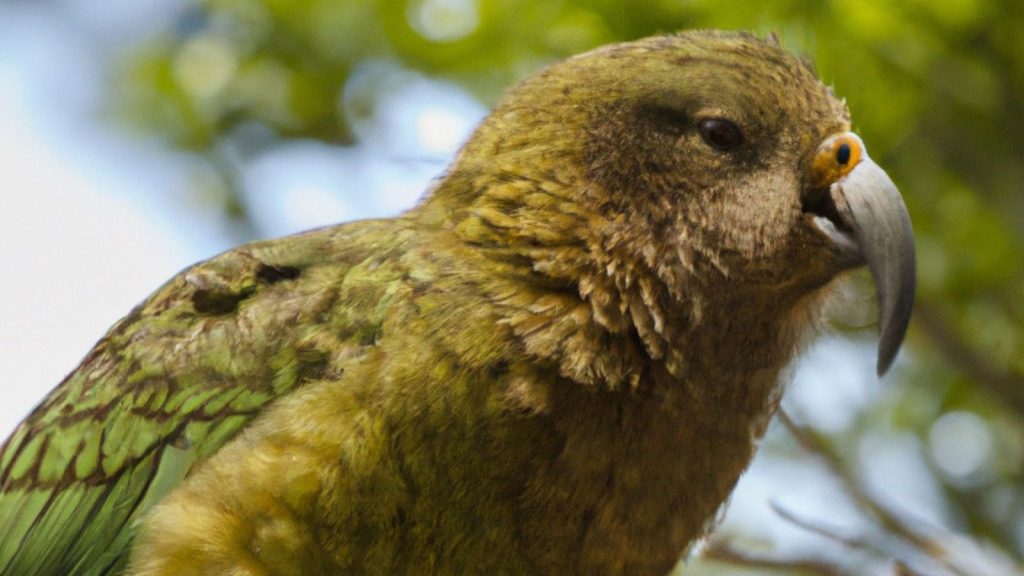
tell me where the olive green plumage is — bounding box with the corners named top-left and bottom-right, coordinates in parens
top-left (0, 30), bottom-right (913, 576)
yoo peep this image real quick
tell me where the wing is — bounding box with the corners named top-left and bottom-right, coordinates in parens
top-left (0, 220), bottom-right (407, 576)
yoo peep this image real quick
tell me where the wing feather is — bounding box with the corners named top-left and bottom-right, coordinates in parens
top-left (0, 221), bottom-right (405, 575)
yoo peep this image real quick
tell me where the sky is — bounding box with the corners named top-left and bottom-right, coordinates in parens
top-left (0, 0), bottom-right (200, 433)
top-left (0, 2), bottom-right (992, 572)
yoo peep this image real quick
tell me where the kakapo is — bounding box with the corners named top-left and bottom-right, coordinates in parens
top-left (0, 30), bottom-right (914, 576)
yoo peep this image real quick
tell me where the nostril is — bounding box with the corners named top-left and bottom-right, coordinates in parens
top-left (810, 133), bottom-right (864, 189)
top-left (837, 143), bottom-right (851, 165)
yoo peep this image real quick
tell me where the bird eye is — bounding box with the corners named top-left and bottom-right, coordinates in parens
top-left (698, 118), bottom-right (743, 151)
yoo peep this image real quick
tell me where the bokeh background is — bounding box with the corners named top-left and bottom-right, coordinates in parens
top-left (1, 0), bottom-right (1022, 574)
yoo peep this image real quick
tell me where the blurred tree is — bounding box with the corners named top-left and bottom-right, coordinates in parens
top-left (117, 0), bottom-right (1024, 573)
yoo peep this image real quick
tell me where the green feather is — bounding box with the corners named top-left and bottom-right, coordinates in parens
top-left (0, 222), bottom-right (404, 574)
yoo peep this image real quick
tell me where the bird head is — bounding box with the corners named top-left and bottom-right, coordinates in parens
top-left (432, 30), bottom-right (914, 378)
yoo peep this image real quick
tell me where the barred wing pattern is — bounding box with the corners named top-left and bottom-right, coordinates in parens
top-left (0, 221), bottom-right (406, 575)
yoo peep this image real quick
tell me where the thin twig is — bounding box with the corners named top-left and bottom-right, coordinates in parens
top-left (769, 500), bottom-right (871, 550)
top-left (701, 540), bottom-right (852, 576)
top-left (893, 560), bottom-right (930, 576)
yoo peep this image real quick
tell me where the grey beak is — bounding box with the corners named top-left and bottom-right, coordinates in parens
top-left (832, 157), bottom-right (916, 376)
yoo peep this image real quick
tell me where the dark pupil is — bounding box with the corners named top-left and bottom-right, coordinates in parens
top-left (698, 118), bottom-right (742, 151)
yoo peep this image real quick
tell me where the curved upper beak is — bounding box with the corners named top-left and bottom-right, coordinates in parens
top-left (804, 132), bottom-right (916, 376)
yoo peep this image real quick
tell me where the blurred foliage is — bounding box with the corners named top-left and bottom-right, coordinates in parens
top-left (119, 0), bottom-right (1024, 573)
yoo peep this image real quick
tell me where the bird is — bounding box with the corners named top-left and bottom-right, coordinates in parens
top-left (0, 30), bottom-right (914, 576)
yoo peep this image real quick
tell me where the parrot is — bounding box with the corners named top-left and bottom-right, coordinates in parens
top-left (0, 30), bottom-right (915, 576)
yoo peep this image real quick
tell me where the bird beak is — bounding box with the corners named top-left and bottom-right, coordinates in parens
top-left (804, 132), bottom-right (916, 376)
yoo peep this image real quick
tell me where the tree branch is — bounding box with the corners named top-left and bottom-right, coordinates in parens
top-left (777, 411), bottom-right (972, 576)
